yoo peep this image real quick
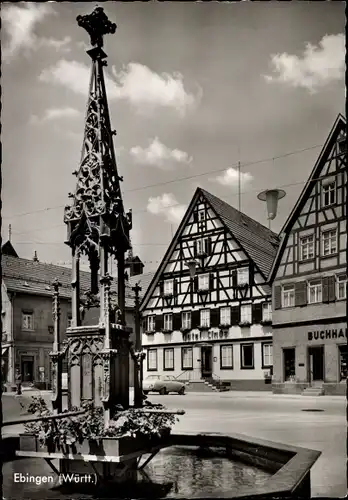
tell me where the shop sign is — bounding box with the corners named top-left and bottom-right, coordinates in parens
top-left (308, 327), bottom-right (347, 341)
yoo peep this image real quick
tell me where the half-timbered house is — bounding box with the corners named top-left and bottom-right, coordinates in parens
top-left (139, 188), bottom-right (280, 391)
top-left (269, 114), bottom-right (347, 396)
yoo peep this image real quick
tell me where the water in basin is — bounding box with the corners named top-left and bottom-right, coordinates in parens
top-left (3, 446), bottom-right (271, 499)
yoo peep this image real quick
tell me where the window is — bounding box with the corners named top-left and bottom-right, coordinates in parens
top-left (308, 279), bottom-right (322, 304)
top-left (282, 284), bottom-right (295, 308)
top-left (322, 180), bottom-right (336, 207)
top-left (163, 348), bottom-right (174, 370)
top-left (198, 210), bottom-right (205, 222)
top-left (200, 309), bottom-right (210, 328)
top-left (147, 316), bottom-right (156, 332)
top-left (164, 313), bottom-right (173, 331)
top-left (182, 347), bottom-right (193, 369)
top-left (237, 268), bottom-right (249, 285)
top-left (241, 344), bottom-right (254, 369)
top-left (339, 345), bottom-right (348, 381)
top-left (240, 304), bottom-right (251, 324)
top-left (22, 312), bottom-right (33, 330)
top-left (67, 315), bottom-right (72, 328)
top-left (163, 280), bottom-right (174, 296)
top-left (262, 343), bottom-right (273, 368)
top-left (262, 302), bottom-right (272, 322)
top-left (147, 349), bottom-right (157, 371)
top-left (220, 345), bottom-right (233, 369)
top-left (300, 235), bottom-right (314, 261)
top-left (336, 274), bottom-right (347, 300)
top-left (322, 229), bottom-right (337, 256)
top-left (198, 273), bottom-right (209, 290)
top-left (182, 311), bottom-right (191, 329)
top-left (220, 307), bottom-right (231, 326)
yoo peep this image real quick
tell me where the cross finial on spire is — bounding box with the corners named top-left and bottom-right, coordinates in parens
top-left (76, 7), bottom-right (116, 48)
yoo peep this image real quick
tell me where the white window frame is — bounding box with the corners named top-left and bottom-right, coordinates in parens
top-left (262, 343), bottom-right (273, 367)
top-left (237, 268), bottom-right (249, 285)
top-left (336, 274), bottom-right (347, 300)
top-left (200, 309), bottom-right (210, 328)
top-left (163, 279), bottom-right (174, 296)
top-left (300, 234), bottom-right (314, 261)
top-left (282, 284), bottom-right (295, 308)
top-left (240, 304), bottom-right (251, 324)
top-left (22, 312), bottom-right (34, 331)
top-left (182, 347), bottom-right (193, 369)
top-left (164, 313), bottom-right (173, 331)
top-left (322, 181), bottom-right (336, 207)
top-left (182, 311), bottom-right (191, 329)
top-left (147, 349), bottom-right (157, 371)
top-left (198, 273), bottom-right (209, 291)
top-left (220, 307), bottom-right (231, 326)
top-left (163, 348), bottom-right (174, 370)
top-left (262, 302), bottom-right (272, 322)
top-left (241, 344), bottom-right (254, 369)
top-left (147, 315), bottom-right (156, 332)
top-left (197, 238), bottom-right (208, 255)
top-left (322, 229), bottom-right (337, 256)
top-left (221, 345), bottom-right (233, 369)
top-left (198, 210), bottom-right (206, 222)
top-left (308, 279), bottom-right (322, 304)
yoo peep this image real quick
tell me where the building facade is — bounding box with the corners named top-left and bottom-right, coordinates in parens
top-left (140, 188), bottom-right (279, 391)
top-left (1, 248), bottom-right (142, 391)
top-left (269, 114), bottom-right (347, 396)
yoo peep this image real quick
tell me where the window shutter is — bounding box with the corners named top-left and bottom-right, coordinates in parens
top-left (249, 264), bottom-right (254, 285)
top-left (194, 275), bottom-right (199, 291)
top-left (252, 303), bottom-right (263, 324)
top-left (274, 285), bottom-right (282, 310)
top-left (159, 281), bottom-right (164, 297)
top-left (328, 275), bottom-right (336, 302)
top-left (173, 313), bottom-right (181, 331)
top-left (231, 306), bottom-right (240, 325)
top-left (210, 308), bottom-right (219, 327)
top-left (142, 318), bottom-right (147, 331)
top-left (295, 281), bottom-right (307, 307)
top-left (193, 211), bottom-right (198, 223)
top-left (232, 270), bottom-right (237, 288)
top-left (191, 310), bottom-right (200, 328)
top-left (205, 237), bottom-right (212, 255)
top-left (322, 277), bottom-right (329, 303)
top-left (155, 315), bottom-right (163, 331)
top-left (193, 241), bottom-right (198, 257)
top-left (173, 279), bottom-right (178, 296)
top-left (209, 273), bottom-right (214, 290)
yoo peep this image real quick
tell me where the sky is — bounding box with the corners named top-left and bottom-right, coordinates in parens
top-left (1, 2), bottom-right (345, 273)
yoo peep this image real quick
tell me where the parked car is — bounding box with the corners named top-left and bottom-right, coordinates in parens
top-left (143, 375), bottom-right (186, 395)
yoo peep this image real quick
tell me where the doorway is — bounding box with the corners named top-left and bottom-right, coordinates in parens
top-left (308, 346), bottom-right (324, 384)
top-left (201, 346), bottom-right (213, 378)
top-left (283, 348), bottom-right (295, 381)
top-left (21, 356), bottom-right (34, 383)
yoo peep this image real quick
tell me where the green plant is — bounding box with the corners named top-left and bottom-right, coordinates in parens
top-left (23, 396), bottom-right (179, 449)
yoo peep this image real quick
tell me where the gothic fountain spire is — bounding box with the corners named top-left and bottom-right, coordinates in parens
top-left (63, 6), bottom-right (133, 417)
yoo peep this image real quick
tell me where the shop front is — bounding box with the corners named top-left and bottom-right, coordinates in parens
top-left (273, 322), bottom-right (347, 395)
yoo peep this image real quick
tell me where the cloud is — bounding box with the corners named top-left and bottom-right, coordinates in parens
top-left (111, 63), bottom-right (200, 116)
top-left (211, 167), bottom-right (253, 187)
top-left (147, 193), bottom-right (187, 224)
top-left (130, 137), bottom-right (192, 169)
top-left (264, 33), bottom-right (345, 93)
top-left (30, 107), bottom-right (81, 124)
top-left (39, 59), bottom-right (200, 115)
top-left (2, 3), bottom-right (70, 61)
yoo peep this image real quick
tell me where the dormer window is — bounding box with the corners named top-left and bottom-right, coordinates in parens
top-left (198, 210), bottom-right (205, 222)
top-left (237, 268), bottom-right (249, 285)
top-left (322, 179), bottom-right (336, 207)
top-left (163, 279), bottom-right (174, 296)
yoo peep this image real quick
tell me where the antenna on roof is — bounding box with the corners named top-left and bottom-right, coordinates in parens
top-left (8, 224), bottom-right (12, 242)
top-left (237, 145), bottom-right (241, 212)
top-left (33, 251), bottom-right (39, 262)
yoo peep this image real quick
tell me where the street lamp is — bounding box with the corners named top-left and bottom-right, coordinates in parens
top-left (257, 189), bottom-right (286, 229)
top-left (185, 259), bottom-right (198, 279)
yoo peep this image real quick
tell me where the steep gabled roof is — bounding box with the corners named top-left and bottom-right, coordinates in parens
top-left (1, 241), bottom-right (18, 257)
top-left (2, 254), bottom-right (136, 308)
top-left (140, 187), bottom-right (280, 312)
top-left (268, 113), bottom-right (346, 283)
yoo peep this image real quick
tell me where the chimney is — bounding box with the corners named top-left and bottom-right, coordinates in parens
top-left (130, 258), bottom-right (144, 277)
top-left (33, 250), bottom-right (39, 262)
